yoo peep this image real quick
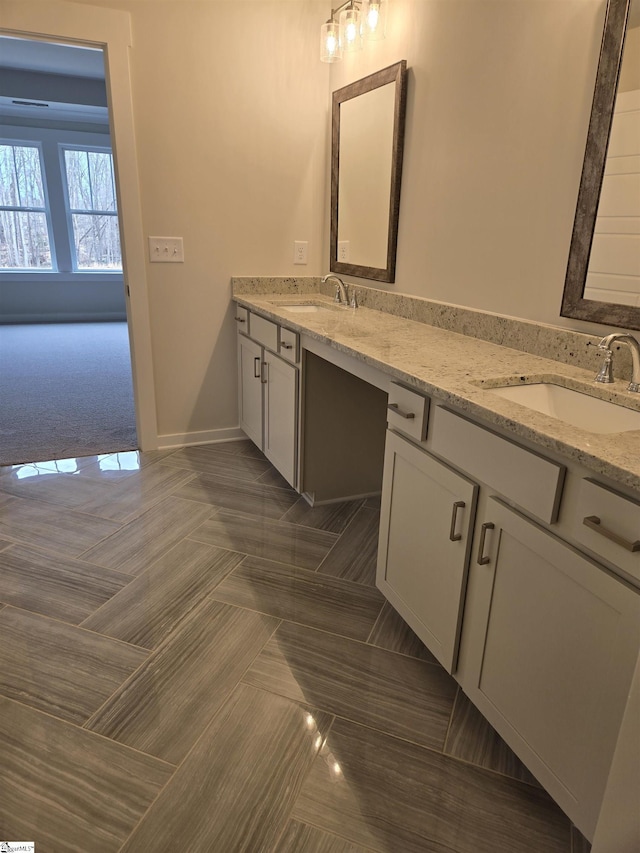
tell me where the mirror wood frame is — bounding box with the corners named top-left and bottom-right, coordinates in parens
top-left (561, 0), bottom-right (639, 330)
top-left (330, 60), bottom-right (408, 283)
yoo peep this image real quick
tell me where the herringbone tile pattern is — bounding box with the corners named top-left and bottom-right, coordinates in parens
top-left (0, 442), bottom-right (589, 852)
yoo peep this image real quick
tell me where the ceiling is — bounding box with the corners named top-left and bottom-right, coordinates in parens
top-left (0, 35), bottom-right (108, 123)
top-left (0, 36), bottom-right (105, 79)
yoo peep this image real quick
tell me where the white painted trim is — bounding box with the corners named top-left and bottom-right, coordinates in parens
top-left (0, 0), bottom-right (159, 450)
top-left (158, 427), bottom-right (246, 450)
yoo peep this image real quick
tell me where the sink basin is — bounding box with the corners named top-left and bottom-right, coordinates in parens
top-left (488, 383), bottom-right (640, 434)
top-left (272, 302), bottom-right (330, 314)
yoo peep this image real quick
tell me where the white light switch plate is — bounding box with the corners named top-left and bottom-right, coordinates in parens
top-left (149, 236), bottom-right (184, 263)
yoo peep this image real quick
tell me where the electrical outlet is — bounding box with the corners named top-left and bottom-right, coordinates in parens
top-left (338, 240), bottom-right (350, 262)
top-left (148, 236), bottom-right (184, 263)
top-left (294, 241), bottom-right (308, 265)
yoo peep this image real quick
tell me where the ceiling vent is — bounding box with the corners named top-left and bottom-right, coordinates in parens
top-left (12, 99), bottom-right (49, 108)
top-left (0, 95), bottom-right (108, 124)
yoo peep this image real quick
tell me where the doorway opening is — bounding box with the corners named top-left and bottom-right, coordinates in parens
top-left (0, 35), bottom-right (138, 465)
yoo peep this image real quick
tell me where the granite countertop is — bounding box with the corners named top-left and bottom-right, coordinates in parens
top-left (234, 291), bottom-right (640, 494)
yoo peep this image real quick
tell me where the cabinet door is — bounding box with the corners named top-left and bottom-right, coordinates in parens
top-left (263, 352), bottom-right (298, 488)
top-left (461, 497), bottom-right (640, 839)
top-left (377, 430), bottom-right (477, 673)
top-left (238, 334), bottom-right (263, 449)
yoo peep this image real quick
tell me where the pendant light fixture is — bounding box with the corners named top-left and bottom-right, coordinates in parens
top-left (320, 18), bottom-right (343, 62)
top-left (320, 0), bottom-right (388, 63)
top-left (361, 0), bottom-right (388, 41)
top-left (340, 2), bottom-right (362, 53)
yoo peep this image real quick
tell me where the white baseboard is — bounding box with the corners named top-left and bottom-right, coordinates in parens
top-left (157, 426), bottom-right (247, 450)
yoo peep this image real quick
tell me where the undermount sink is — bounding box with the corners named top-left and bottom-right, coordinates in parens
top-left (273, 302), bottom-right (330, 314)
top-left (488, 382), bottom-right (640, 434)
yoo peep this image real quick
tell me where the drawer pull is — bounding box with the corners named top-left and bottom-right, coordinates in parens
top-left (234, 316), bottom-right (246, 323)
top-left (253, 356), bottom-right (261, 379)
top-left (388, 402), bottom-right (415, 420)
top-left (281, 342), bottom-right (293, 350)
top-left (583, 516), bottom-right (640, 553)
top-left (449, 501), bottom-right (465, 542)
top-left (477, 522), bottom-right (494, 565)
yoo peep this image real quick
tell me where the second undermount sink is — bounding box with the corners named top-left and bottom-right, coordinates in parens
top-left (488, 382), bottom-right (640, 434)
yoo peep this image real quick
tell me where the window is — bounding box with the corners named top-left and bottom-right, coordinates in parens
top-left (62, 147), bottom-right (122, 270)
top-left (0, 142), bottom-right (53, 269)
top-left (0, 135), bottom-right (122, 276)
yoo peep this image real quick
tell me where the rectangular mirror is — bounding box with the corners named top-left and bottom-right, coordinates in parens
top-left (330, 60), bottom-right (408, 283)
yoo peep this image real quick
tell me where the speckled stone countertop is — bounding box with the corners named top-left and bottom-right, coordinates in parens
top-left (232, 280), bottom-right (640, 494)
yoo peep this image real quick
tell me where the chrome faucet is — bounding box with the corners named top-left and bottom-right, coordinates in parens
top-left (321, 273), bottom-right (357, 308)
top-left (596, 333), bottom-right (640, 393)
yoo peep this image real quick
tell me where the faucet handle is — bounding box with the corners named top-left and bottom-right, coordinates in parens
top-left (595, 346), bottom-right (614, 384)
top-left (334, 284), bottom-right (342, 304)
top-left (350, 289), bottom-right (358, 309)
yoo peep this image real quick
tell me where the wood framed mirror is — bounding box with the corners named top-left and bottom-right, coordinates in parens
top-left (330, 60), bottom-right (408, 283)
top-left (561, 0), bottom-right (640, 329)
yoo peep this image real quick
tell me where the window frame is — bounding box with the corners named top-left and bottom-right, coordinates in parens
top-left (0, 138), bottom-right (57, 272)
top-left (59, 143), bottom-right (122, 273)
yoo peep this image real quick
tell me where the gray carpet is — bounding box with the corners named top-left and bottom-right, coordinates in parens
top-left (0, 322), bottom-right (138, 466)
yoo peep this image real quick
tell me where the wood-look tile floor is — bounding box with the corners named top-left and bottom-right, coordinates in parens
top-left (0, 442), bottom-right (591, 853)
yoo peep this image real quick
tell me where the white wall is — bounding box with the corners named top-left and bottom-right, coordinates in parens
top-left (47, 0), bottom-right (624, 441)
top-left (66, 0), bottom-right (329, 443)
top-left (328, 0), bottom-right (610, 332)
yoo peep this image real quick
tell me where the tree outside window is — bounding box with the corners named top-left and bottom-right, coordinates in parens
top-left (63, 147), bottom-right (122, 270)
top-left (0, 142), bottom-right (53, 269)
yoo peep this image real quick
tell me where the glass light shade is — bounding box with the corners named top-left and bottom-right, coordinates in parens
top-left (320, 20), bottom-right (342, 62)
top-left (339, 6), bottom-right (362, 52)
top-left (362, 0), bottom-right (387, 40)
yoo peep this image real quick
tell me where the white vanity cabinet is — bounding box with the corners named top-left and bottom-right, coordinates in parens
top-left (262, 350), bottom-right (298, 486)
top-left (459, 495), bottom-right (640, 840)
top-left (236, 307), bottom-right (299, 488)
top-left (377, 399), bottom-right (640, 840)
top-left (377, 428), bottom-right (477, 673)
top-left (235, 293), bottom-right (640, 843)
top-left (237, 333), bottom-right (263, 448)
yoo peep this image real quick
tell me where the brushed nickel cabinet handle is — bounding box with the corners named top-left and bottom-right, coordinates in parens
top-left (477, 522), bottom-right (495, 565)
top-left (583, 516), bottom-right (640, 553)
top-left (253, 356), bottom-right (261, 379)
top-left (387, 402), bottom-right (415, 420)
top-left (261, 361), bottom-right (268, 384)
top-left (235, 316), bottom-right (246, 323)
top-left (281, 342), bottom-right (293, 350)
top-left (449, 501), bottom-right (465, 542)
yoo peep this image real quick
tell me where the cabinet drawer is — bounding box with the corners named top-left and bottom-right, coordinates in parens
top-left (234, 306), bottom-right (249, 329)
top-left (387, 382), bottom-right (429, 442)
top-left (278, 326), bottom-right (300, 364)
top-left (430, 406), bottom-right (565, 523)
top-left (249, 313), bottom-right (278, 351)
top-left (565, 478), bottom-right (640, 583)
